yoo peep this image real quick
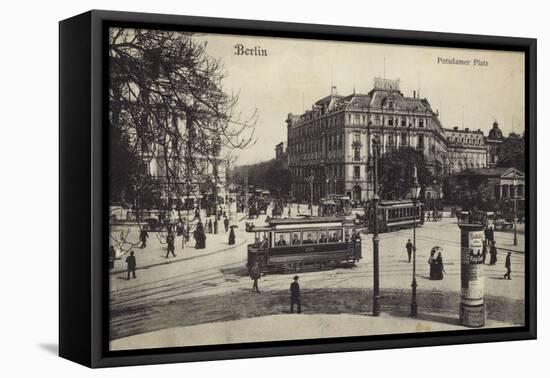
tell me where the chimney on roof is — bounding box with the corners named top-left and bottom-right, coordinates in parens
top-left (413, 90), bottom-right (416, 99)
top-left (331, 86), bottom-right (337, 96)
top-left (465, 127), bottom-right (469, 131)
top-left (453, 126), bottom-right (458, 131)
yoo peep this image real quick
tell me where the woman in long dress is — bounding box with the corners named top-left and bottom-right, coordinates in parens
top-left (194, 221), bottom-right (206, 249)
top-left (428, 249), bottom-right (436, 279)
top-left (433, 251), bottom-right (445, 280)
top-left (228, 226), bottom-right (236, 245)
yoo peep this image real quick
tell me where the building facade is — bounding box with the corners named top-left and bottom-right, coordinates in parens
top-left (485, 121), bottom-right (505, 168)
top-left (286, 78), bottom-right (514, 203)
top-left (287, 78), bottom-right (448, 202)
top-left (445, 126), bottom-right (487, 173)
top-left (274, 141), bottom-right (288, 166)
top-left (452, 167), bottom-right (525, 212)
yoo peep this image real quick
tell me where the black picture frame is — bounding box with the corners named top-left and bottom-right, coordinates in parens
top-left (59, 9), bottom-right (537, 368)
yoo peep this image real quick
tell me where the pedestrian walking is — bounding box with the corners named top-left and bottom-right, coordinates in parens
top-left (125, 250), bottom-right (136, 280)
top-left (139, 228), bottom-right (149, 248)
top-left (432, 251), bottom-right (445, 280)
top-left (207, 219), bottom-right (213, 233)
top-left (482, 242), bottom-right (488, 264)
top-left (406, 239), bottom-right (413, 263)
top-left (504, 252), bottom-right (512, 280)
top-left (428, 249), bottom-right (436, 279)
top-left (194, 221), bottom-right (206, 249)
top-left (224, 216), bottom-right (229, 232)
top-left (165, 231), bottom-right (176, 258)
top-left (228, 225), bottom-right (236, 245)
top-left (489, 241), bottom-right (498, 265)
top-left (250, 261), bottom-right (261, 293)
top-left (290, 275), bottom-right (301, 313)
top-left (109, 245), bottom-right (116, 269)
top-left (488, 225), bottom-right (495, 244)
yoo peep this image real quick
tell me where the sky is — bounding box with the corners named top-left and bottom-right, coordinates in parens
top-left (194, 33), bottom-right (525, 165)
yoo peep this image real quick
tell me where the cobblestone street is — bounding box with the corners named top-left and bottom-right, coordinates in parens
top-left (110, 206), bottom-right (525, 349)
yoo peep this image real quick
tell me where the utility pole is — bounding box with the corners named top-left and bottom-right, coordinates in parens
top-left (513, 170), bottom-right (518, 246)
top-left (409, 165), bottom-right (421, 317)
top-left (309, 175), bottom-right (314, 216)
top-left (372, 138), bottom-right (380, 316)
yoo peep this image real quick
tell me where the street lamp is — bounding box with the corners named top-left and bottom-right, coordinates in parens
top-left (513, 171), bottom-right (518, 246)
top-left (409, 165), bottom-right (421, 317)
top-left (308, 175), bottom-right (314, 216)
top-left (371, 137), bottom-right (381, 316)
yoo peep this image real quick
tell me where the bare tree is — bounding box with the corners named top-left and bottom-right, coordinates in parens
top-left (109, 28), bottom-right (257, 215)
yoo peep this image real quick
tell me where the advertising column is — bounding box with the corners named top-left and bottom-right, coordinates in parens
top-left (458, 223), bottom-right (485, 327)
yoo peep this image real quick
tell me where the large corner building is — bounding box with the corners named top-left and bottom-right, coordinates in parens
top-left (286, 77), bottom-right (507, 202)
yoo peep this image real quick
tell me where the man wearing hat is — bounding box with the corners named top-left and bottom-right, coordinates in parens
top-left (290, 275), bottom-right (301, 314)
top-left (504, 251), bottom-right (512, 280)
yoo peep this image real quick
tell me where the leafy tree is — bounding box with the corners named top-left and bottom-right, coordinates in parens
top-left (265, 160), bottom-right (292, 196)
top-left (497, 134), bottom-right (525, 172)
top-left (378, 147), bottom-right (433, 200)
top-left (232, 159), bottom-right (292, 197)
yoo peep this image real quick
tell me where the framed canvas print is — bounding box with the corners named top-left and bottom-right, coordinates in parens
top-left (59, 10), bottom-right (536, 368)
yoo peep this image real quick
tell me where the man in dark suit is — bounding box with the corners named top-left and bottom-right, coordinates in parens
top-left (165, 231), bottom-right (176, 258)
top-left (139, 228), bottom-right (149, 248)
top-left (504, 252), bottom-right (512, 280)
top-left (406, 239), bottom-right (413, 263)
top-left (290, 275), bottom-right (301, 314)
top-left (223, 216), bottom-right (230, 232)
top-left (291, 233), bottom-right (301, 245)
top-left (126, 251), bottom-right (136, 280)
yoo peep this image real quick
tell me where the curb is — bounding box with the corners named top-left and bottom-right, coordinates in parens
top-left (110, 237), bottom-right (248, 275)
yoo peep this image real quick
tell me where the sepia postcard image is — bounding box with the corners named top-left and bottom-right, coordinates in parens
top-left (107, 27), bottom-right (526, 351)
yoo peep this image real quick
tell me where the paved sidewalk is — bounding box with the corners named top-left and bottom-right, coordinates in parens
top-left (110, 222), bottom-right (247, 275)
top-left (111, 312), bottom-right (514, 350)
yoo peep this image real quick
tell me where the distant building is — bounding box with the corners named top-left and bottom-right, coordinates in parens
top-left (445, 126), bottom-right (487, 173)
top-left (452, 167), bottom-right (525, 211)
top-left (143, 114), bottom-right (228, 208)
top-left (275, 141), bottom-right (288, 166)
top-left (485, 121), bottom-right (505, 168)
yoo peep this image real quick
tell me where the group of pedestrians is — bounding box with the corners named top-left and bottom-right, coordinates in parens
top-left (405, 239), bottom-right (445, 280)
top-left (403, 224), bottom-right (513, 281)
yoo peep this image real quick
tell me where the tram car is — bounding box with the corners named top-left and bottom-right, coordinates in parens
top-left (365, 200), bottom-right (424, 233)
top-left (246, 217), bottom-right (361, 274)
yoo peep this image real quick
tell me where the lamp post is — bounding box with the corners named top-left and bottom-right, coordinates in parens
top-left (513, 171), bottom-right (518, 246)
top-left (308, 175), bottom-right (314, 216)
top-left (409, 165), bottom-right (421, 317)
top-left (212, 136), bottom-right (221, 234)
top-left (371, 138), bottom-right (381, 316)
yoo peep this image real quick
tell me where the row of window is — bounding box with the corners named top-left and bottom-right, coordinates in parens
top-left (292, 165), bottom-right (346, 180)
top-left (274, 229), bottom-right (343, 247)
top-left (447, 135), bottom-right (484, 146)
top-left (290, 113), bottom-right (430, 140)
top-left (387, 207), bottom-right (420, 220)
